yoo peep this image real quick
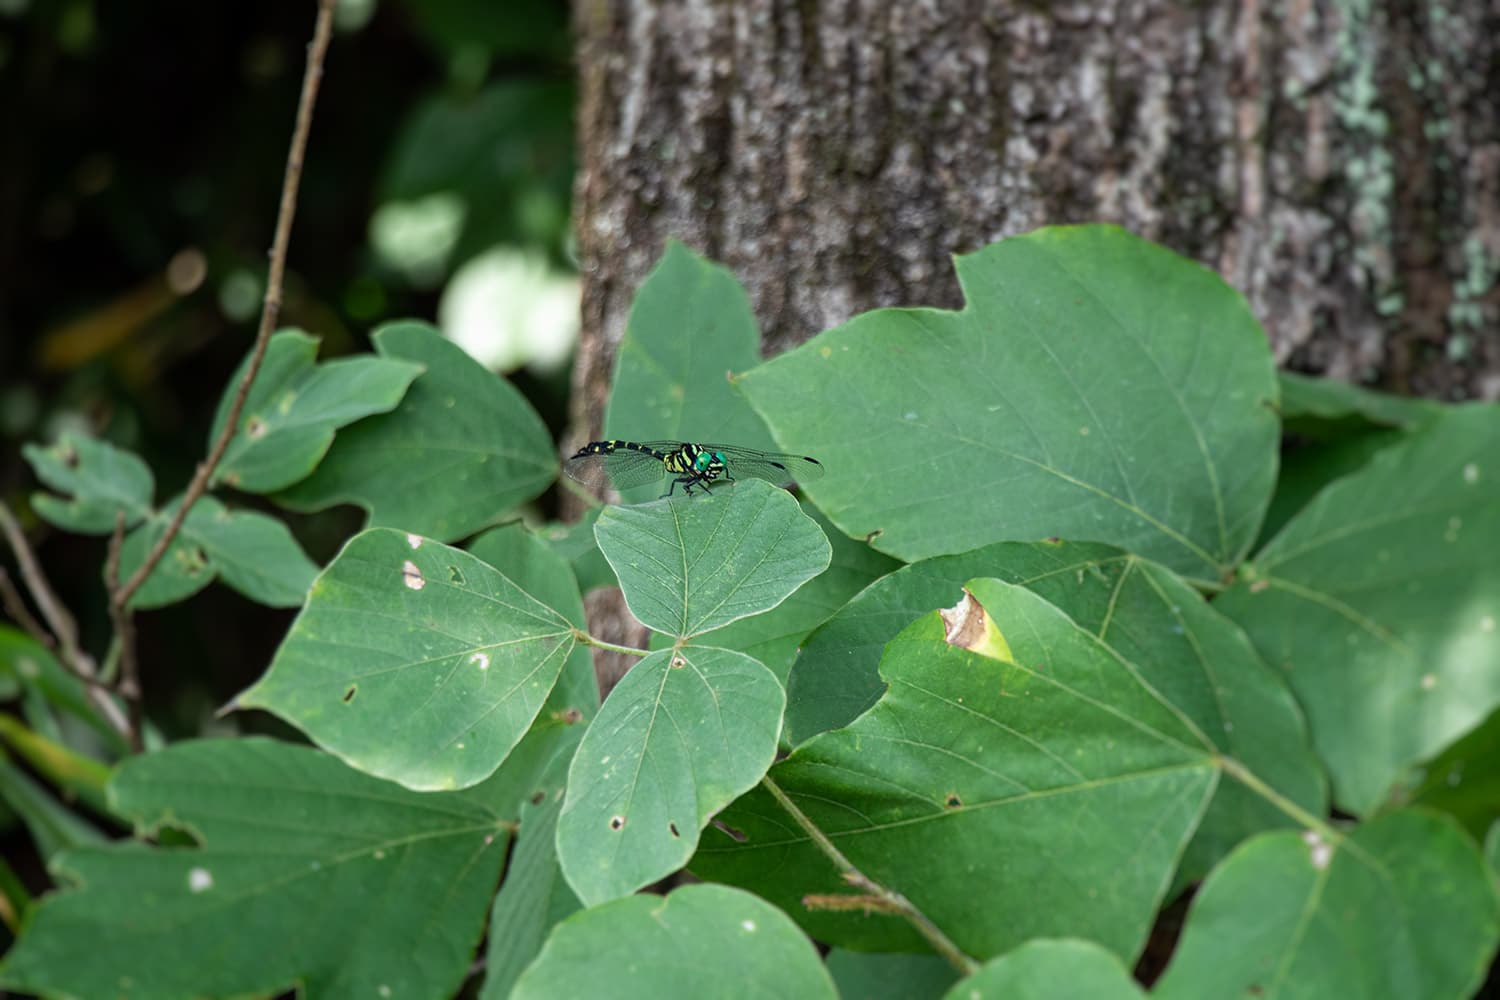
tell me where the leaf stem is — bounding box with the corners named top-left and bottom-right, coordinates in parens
top-left (1219, 755), bottom-right (1338, 840)
top-left (759, 775), bottom-right (980, 976)
top-left (572, 629), bottom-right (648, 658)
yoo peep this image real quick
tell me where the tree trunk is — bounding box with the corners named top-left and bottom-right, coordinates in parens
top-left (568, 0), bottom-right (1500, 689)
top-left (572, 0), bottom-right (1500, 410)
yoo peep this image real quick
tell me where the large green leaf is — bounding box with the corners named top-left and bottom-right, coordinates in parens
top-left (276, 321), bottom-right (555, 541)
top-left (118, 494), bottom-right (318, 609)
top-left (1153, 811), bottom-right (1500, 999)
top-left (237, 528), bottom-right (576, 790)
top-left (693, 579), bottom-right (1218, 961)
top-left (1217, 404), bottom-right (1500, 814)
top-left (669, 505), bottom-right (900, 685)
top-left (942, 940), bottom-right (1146, 1000)
top-left (467, 521), bottom-right (601, 717)
top-left (208, 329), bottom-right (424, 493)
top-left (605, 240), bottom-right (778, 456)
top-left (785, 541), bottom-right (1324, 884)
top-left (594, 479), bottom-right (832, 639)
top-left (0, 738), bottom-right (526, 1000)
top-left (510, 883), bottom-right (837, 999)
top-left (557, 646), bottom-right (783, 906)
top-left (739, 224), bottom-right (1279, 581)
top-left (23, 432), bottom-right (153, 534)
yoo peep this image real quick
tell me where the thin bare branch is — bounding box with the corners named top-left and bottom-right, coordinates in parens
top-left (0, 566), bottom-right (53, 651)
top-left (0, 501), bottom-right (132, 739)
top-left (0, 502), bottom-right (89, 674)
top-left (105, 513), bottom-right (143, 752)
top-left (113, 0), bottom-right (339, 609)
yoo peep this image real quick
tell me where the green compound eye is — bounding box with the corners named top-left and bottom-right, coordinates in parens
top-left (695, 452), bottom-right (712, 471)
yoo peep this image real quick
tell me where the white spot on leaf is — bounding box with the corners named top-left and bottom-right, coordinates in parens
top-left (1463, 463), bottom-right (1480, 484)
top-left (1302, 830), bottom-right (1332, 869)
top-left (402, 560), bottom-right (425, 590)
top-left (740, 919), bottom-right (757, 932)
top-left (470, 652), bottom-right (490, 671)
top-left (406, 533), bottom-right (422, 549)
top-left (1481, 616), bottom-right (1495, 634)
top-left (188, 867), bottom-right (214, 893)
top-left (1421, 673), bottom-right (1437, 690)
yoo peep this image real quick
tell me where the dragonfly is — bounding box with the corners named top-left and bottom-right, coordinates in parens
top-left (565, 440), bottom-right (824, 499)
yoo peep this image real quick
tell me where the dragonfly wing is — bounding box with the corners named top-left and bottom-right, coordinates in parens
top-left (564, 450), bottom-right (669, 491)
top-left (703, 445), bottom-right (825, 485)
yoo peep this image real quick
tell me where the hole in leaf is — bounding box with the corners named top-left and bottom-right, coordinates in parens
top-left (944, 793), bottom-right (962, 808)
top-left (670, 655), bottom-right (686, 669)
top-left (246, 416), bottom-right (268, 440)
top-left (553, 707), bottom-right (583, 725)
top-left (342, 686), bottom-right (357, 703)
top-left (712, 819), bottom-right (747, 843)
top-left (448, 565), bottom-right (465, 585)
top-left (529, 790), bottom-right (545, 806)
top-left (609, 815), bottom-right (626, 831)
top-left (669, 822), bottom-right (680, 838)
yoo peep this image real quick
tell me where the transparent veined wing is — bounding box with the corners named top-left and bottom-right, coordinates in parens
top-left (698, 444), bottom-right (825, 486)
top-left (563, 443), bottom-right (672, 491)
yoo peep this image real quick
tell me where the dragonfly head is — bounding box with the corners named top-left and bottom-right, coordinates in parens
top-left (693, 449), bottom-right (728, 478)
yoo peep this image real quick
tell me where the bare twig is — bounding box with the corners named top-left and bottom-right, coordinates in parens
top-left (760, 775), bottom-right (980, 976)
top-left (0, 501), bottom-right (132, 738)
top-left (0, 566), bottom-right (53, 651)
top-left (105, 513), bottom-right (143, 751)
top-left (113, 0), bottom-right (338, 610)
top-left (0, 502), bottom-right (90, 675)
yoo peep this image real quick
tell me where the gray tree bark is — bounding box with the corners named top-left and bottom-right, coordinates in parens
top-left (569, 0), bottom-right (1500, 686)
top-left (572, 0), bottom-right (1500, 410)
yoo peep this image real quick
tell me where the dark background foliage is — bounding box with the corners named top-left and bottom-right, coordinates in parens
top-left (0, 0), bottom-right (575, 894)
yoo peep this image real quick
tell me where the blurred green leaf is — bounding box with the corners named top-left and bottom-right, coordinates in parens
top-left (238, 528), bottom-right (575, 791)
top-left (739, 224), bottom-right (1280, 581)
top-left (558, 646), bottom-right (783, 906)
top-left (942, 940), bottom-right (1146, 1000)
top-left (0, 627), bottom-right (121, 750)
top-left (0, 714), bottom-right (111, 813)
top-left (276, 321), bottom-right (556, 541)
top-left (1277, 371), bottom-right (1439, 441)
top-left (209, 329), bottom-right (424, 493)
top-left (0, 738), bottom-right (524, 1000)
top-left (510, 884), bottom-right (837, 999)
top-left (594, 480), bottom-right (831, 639)
top-left (825, 950), bottom-right (958, 1000)
top-left (24, 432), bottom-right (153, 534)
top-left (1153, 811), bottom-right (1499, 1000)
top-left (694, 580), bottom-right (1217, 961)
top-left (0, 751), bottom-right (107, 861)
top-left (119, 494), bottom-right (318, 609)
top-left (1409, 705), bottom-right (1500, 842)
top-left (539, 510), bottom-right (616, 593)
top-left (1217, 404), bottom-right (1500, 814)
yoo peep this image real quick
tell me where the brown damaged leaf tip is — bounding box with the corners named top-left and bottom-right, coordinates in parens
top-left (939, 588), bottom-right (1014, 663)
